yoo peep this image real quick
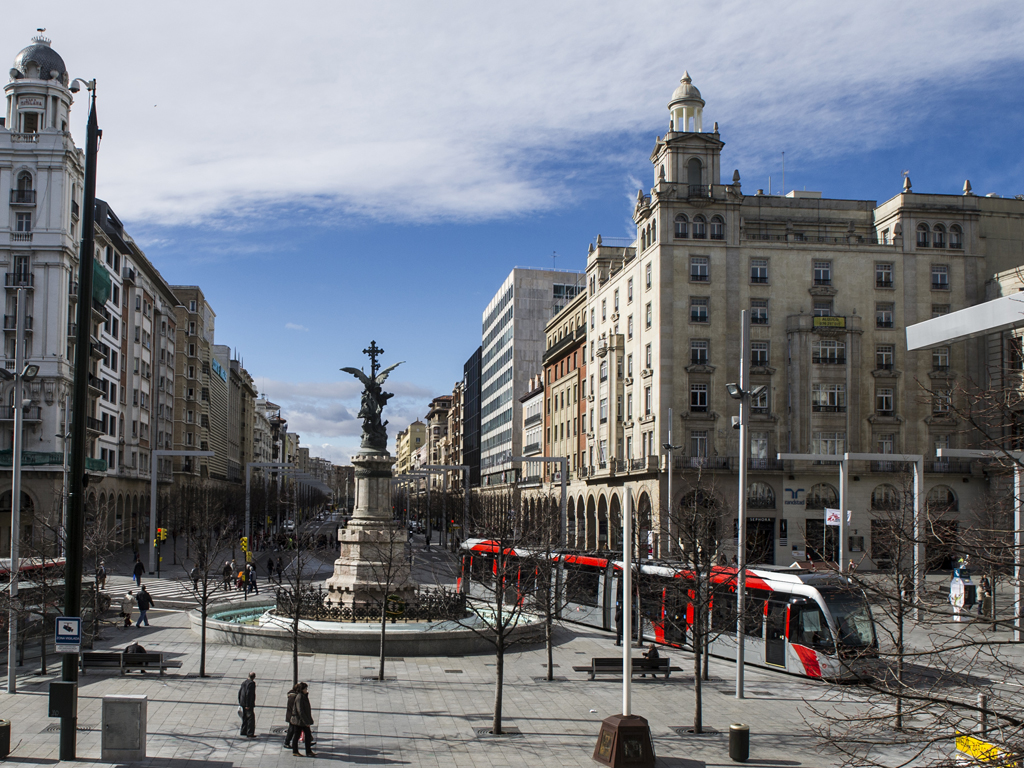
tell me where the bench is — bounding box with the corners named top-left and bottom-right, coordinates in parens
top-left (572, 656), bottom-right (678, 680)
top-left (80, 651), bottom-right (182, 676)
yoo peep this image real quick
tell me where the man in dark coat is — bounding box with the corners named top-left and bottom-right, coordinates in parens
top-left (290, 682), bottom-right (315, 756)
top-left (238, 672), bottom-right (257, 737)
top-left (135, 586), bottom-right (155, 627)
top-left (132, 559), bottom-right (145, 587)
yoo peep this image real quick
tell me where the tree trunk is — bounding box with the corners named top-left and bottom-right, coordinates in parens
top-left (545, 581), bottom-right (554, 682)
top-left (292, 598), bottom-right (300, 687)
top-left (200, 596), bottom-right (208, 678)
top-left (693, 582), bottom-right (703, 733)
top-left (895, 573), bottom-right (905, 731)
top-left (493, 631), bottom-right (504, 735)
top-left (378, 603), bottom-right (388, 681)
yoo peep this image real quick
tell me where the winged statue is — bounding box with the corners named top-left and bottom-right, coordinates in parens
top-left (341, 341), bottom-right (404, 453)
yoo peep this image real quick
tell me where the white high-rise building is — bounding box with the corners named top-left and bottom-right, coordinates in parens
top-left (480, 268), bottom-right (583, 486)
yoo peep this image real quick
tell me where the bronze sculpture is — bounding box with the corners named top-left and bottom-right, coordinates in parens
top-left (341, 340), bottom-right (403, 454)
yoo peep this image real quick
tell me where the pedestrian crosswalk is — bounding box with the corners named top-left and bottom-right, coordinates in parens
top-left (101, 574), bottom-right (269, 607)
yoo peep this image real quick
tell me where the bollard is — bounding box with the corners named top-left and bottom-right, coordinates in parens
top-left (729, 723), bottom-right (749, 763)
top-left (0, 719), bottom-right (10, 758)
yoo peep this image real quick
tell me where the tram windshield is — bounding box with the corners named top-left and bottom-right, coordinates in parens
top-left (819, 588), bottom-right (876, 649)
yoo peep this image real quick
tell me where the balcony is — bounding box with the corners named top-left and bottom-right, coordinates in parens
top-left (523, 441), bottom-right (541, 456)
top-left (870, 460), bottom-right (912, 473)
top-left (524, 413), bottom-right (542, 428)
top-left (689, 405), bottom-right (708, 413)
top-left (813, 278), bottom-right (832, 286)
top-left (630, 456), bottom-right (659, 473)
top-left (931, 281), bottom-right (949, 291)
top-left (10, 190), bottom-right (35, 205)
top-left (812, 355), bottom-right (845, 365)
top-left (3, 315), bottom-right (32, 331)
top-left (876, 279), bottom-right (893, 288)
top-left (123, 268), bottom-right (137, 283)
top-left (688, 184), bottom-right (712, 199)
top-left (812, 405), bottom-right (846, 413)
top-left (86, 417), bottom-right (104, 434)
top-left (750, 406), bottom-right (770, 416)
top-left (876, 320), bottom-right (894, 329)
top-left (87, 373), bottom-right (107, 395)
top-left (89, 338), bottom-right (108, 360)
top-left (4, 273), bottom-right (33, 288)
top-left (690, 313), bottom-right (708, 323)
top-left (751, 315), bottom-right (769, 325)
top-left (690, 273), bottom-right (709, 282)
top-left (71, 200), bottom-right (79, 219)
top-left (69, 281), bottom-right (79, 302)
top-left (0, 406), bottom-right (41, 421)
top-left (875, 362), bottom-right (894, 370)
top-left (10, 233), bottom-right (32, 243)
top-left (750, 276), bottom-right (768, 284)
top-left (928, 460), bottom-right (973, 474)
top-left (691, 356), bottom-right (708, 366)
top-left (67, 322), bottom-right (77, 339)
top-left (749, 458), bottom-right (783, 471)
top-left (746, 496), bottom-right (776, 509)
top-left (676, 456), bottom-right (731, 471)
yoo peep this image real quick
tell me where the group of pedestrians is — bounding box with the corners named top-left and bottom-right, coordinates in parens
top-left (238, 674), bottom-right (316, 756)
top-left (118, 585), bottom-right (156, 628)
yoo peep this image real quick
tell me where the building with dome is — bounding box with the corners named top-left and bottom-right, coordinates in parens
top-left (533, 72), bottom-right (1024, 570)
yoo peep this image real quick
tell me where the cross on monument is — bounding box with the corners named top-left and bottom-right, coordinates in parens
top-left (363, 340), bottom-right (384, 378)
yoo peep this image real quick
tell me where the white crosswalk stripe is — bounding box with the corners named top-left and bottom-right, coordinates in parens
top-left (100, 574), bottom-right (270, 606)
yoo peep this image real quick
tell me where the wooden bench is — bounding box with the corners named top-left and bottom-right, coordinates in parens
top-left (80, 651), bottom-right (182, 676)
top-left (572, 656), bottom-right (677, 680)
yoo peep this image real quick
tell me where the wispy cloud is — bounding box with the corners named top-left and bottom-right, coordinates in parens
top-left (284, 323), bottom-right (309, 332)
top-left (10, 2), bottom-right (1021, 228)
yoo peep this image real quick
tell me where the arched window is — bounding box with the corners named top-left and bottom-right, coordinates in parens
top-left (917, 223), bottom-right (930, 247)
top-left (950, 224), bottom-right (963, 249)
top-left (693, 215), bottom-right (707, 240)
top-left (871, 484), bottom-right (901, 511)
top-left (927, 485), bottom-right (958, 513)
top-left (674, 214), bottom-right (689, 239)
top-left (14, 171), bottom-right (33, 205)
top-left (687, 157), bottom-right (702, 189)
top-left (747, 482), bottom-right (775, 509)
top-left (933, 223), bottom-right (946, 249)
top-left (651, 218), bottom-right (656, 243)
top-left (16, 171), bottom-right (32, 192)
top-left (710, 215), bottom-right (724, 241)
top-left (640, 228), bottom-right (646, 250)
top-left (805, 483), bottom-right (838, 510)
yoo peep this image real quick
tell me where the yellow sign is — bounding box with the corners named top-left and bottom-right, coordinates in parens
top-left (813, 316), bottom-right (846, 328)
top-left (956, 732), bottom-right (1016, 765)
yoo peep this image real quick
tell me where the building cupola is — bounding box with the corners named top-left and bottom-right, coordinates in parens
top-left (9, 32), bottom-right (68, 86)
top-left (668, 71), bottom-right (704, 133)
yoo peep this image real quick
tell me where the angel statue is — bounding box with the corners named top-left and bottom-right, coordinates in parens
top-left (342, 341), bottom-right (404, 453)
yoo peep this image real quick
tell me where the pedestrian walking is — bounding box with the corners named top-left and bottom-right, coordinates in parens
top-left (120, 591), bottom-right (134, 628)
top-left (190, 566), bottom-right (200, 591)
top-left (222, 561), bottom-right (232, 587)
top-left (276, 556), bottom-right (284, 583)
top-left (289, 682), bottom-right (316, 757)
top-left (247, 563), bottom-right (259, 595)
top-left (132, 558), bottom-right (145, 587)
top-left (95, 561), bottom-right (107, 590)
top-left (238, 672), bottom-right (257, 737)
top-left (267, 559), bottom-right (275, 581)
top-left (614, 603), bottom-right (623, 647)
top-left (979, 575), bottom-right (993, 618)
top-left (283, 683), bottom-right (300, 750)
top-left (135, 585), bottom-right (156, 627)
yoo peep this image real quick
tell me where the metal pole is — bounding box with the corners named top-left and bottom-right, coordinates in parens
top-left (623, 486), bottom-right (632, 717)
top-left (839, 460), bottom-right (847, 573)
top-left (1015, 466), bottom-right (1021, 642)
top-left (62, 82), bottom-right (99, 760)
top-left (149, 454), bottom-right (157, 574)
top-left (60, 394), bottom-right (70, 558)
top-left (442, 472), bottom-right (448, 548)
top-left (914, 458), bottom-right (922, 622)
top-left (463, 468), bottom-right (469, 539)
top-left (8, 287), bottom-right (25, 695)
top-left (736, 310), bottom-right (750, 699)
top-left (666, 408), bottom-right (673, 557)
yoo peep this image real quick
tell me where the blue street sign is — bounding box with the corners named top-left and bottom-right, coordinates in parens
top-left (55, 616), bottom-right (82, 654)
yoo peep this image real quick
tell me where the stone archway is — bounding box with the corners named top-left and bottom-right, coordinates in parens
top-left (597, 495), bottom-right (609, 550)
top-left (566, 497), bottom-right (577, 548)
top-left (637, 491), bottom-right (653, 559)
top-left (585, 496), bottom-right (597, 550)
top-left (609, 494), bottom-right (622, 552)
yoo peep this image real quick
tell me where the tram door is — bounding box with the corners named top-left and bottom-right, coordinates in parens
top-left (765, 596), bottom-right (788, 667)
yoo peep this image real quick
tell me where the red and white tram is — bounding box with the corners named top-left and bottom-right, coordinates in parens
top-left (458, 539), bottom-right (877, 681)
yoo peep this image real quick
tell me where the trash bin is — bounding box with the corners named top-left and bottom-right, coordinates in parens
top-left (0, 719), bottom-right (9, 758)
top-left (729, 723), bottom-right (749, 762)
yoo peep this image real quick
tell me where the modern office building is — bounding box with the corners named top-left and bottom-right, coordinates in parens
top-left (480, 268), bottom-right (583, 486)
top-left (462, 346), bottom-right (482, 487)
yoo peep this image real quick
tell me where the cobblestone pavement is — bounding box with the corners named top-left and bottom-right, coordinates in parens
top-left (0, 606), bottom-right (845, 767)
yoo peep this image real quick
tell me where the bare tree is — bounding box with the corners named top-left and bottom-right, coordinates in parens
top-left (359, 519), bottom-right (415, 681)
top-left (275, 522), bottom-right (331, 686)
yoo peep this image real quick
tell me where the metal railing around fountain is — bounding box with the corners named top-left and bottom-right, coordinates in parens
top-left (273, 585), bottom-right (467, 623)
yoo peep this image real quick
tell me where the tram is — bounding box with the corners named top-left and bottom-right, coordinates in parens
top-left (0, 557), bottom-right (66, 582)
top-left (458, 539), bottom-right (877, 680)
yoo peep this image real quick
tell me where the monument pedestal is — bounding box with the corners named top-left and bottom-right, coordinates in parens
top-left (592, 714), bottom-right (656, 767)
top-left (325, 451), bottom-right (417, 606)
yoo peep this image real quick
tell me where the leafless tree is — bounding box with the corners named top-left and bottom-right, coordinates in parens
top-left (359, 520), bottom-right (415, 681)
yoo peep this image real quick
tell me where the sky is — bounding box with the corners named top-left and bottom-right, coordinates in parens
top-left (3, 2), bottom-right (1023, 464)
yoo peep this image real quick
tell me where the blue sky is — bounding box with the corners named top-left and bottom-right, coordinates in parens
top-left (4, 2), bottom-right (1023, 463)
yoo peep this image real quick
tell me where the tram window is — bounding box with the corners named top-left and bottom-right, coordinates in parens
top-left (639, 580), bottom-right (665, 623)
top-left (711, 587), bottom-right (738, 632)
top-left (745, 589), bottom-right (768, 638)
top-left (471, 555), bottom-right (494, 585)
top-left (566, 563), bottom-right (601, 607)
top-left (789, 601), bottom-right (833, 651)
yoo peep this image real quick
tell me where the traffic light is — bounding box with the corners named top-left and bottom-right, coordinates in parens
top-left (157, 527), bottom-right (168, 541)
top-left (240, 536), bottom-right (248, 553)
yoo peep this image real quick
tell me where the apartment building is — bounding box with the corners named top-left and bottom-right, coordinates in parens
top-left (171, 286), bottom-right (215, 478)
top-left (463, 347), bottom-right (482, 487)
top-left (480, 269), bottom-right (583, 486)
top-left (556, 72), bottom-right (1024, 569)
top-left (395, 420), bottom-right (425, 475)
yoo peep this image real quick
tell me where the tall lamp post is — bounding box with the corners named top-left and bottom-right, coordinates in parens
top-left (3, 287), bottom-right (39, 695)
top-left (59, 75), bottom-right (97, 761)
top-left (662, 407), bottom-right (680, 558)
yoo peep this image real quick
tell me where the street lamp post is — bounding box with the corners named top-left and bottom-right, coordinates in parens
top-left (4, 287), bottom-right (39, 695)
top-left (662, 407), bottom-right (681, 558)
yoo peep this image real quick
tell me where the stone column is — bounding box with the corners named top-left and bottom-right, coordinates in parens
top-left (324, 451), bottom-right (418, 606)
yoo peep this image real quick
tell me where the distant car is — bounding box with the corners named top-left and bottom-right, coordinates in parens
top-left (282, 520), bottom-right (295, 532)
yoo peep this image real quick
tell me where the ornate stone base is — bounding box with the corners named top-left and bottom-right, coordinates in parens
top-left (324, 451), bottom-right (418, 605)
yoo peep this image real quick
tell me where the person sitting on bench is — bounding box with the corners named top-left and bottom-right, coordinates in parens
top-left (124, 641), bottom-right (148, 673)
top-left (640, 643), bottom-right (660, 677)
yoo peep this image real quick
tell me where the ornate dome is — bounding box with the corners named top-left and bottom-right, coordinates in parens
top-left (11, 35), bottom-right (67, 83)
top-left (668, 71), bottom-right (704, 108)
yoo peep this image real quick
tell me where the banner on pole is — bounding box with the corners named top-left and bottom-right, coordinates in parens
top-left (824, 508), bottom-right (841, 526)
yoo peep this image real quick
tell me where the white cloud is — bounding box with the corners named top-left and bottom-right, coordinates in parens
top-left (4, 1), bottom-right (1020, 228)
top-left (284, 323), bottom-right (309, 332)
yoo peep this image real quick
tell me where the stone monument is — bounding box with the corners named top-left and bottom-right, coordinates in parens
top-left (325, 341), bottom-right (417, 606)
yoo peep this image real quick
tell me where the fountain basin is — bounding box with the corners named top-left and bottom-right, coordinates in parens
top-left (189, 600), bottom-right (545, 656)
